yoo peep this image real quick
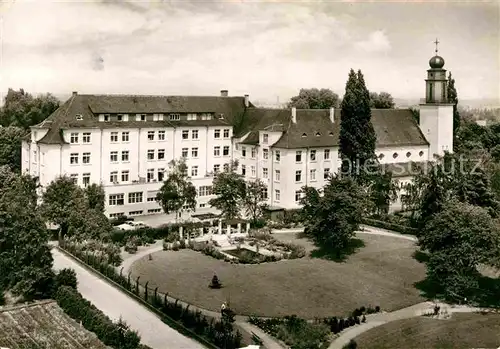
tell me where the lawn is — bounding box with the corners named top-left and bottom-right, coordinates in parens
top-left (129, 232), bottom-right (427, 318)
top-left (354, 312), bottom-right (500, 349)
top-left (0, 301), bottom-right (108, 349)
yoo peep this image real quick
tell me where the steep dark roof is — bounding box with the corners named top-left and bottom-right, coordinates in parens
top-left (34, 94), bottom-right (251, 144)
top-left (239, 109), bottom-right (291, 145)
top-left (239, 108), bottom-right (429, 149)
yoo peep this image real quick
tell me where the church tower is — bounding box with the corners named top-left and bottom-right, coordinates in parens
top-left (419, 39), bottom-right (454, 158)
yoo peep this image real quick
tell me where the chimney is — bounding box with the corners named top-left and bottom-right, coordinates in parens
top-left (329, 107), bottom-right (335, 123)
top-left (291, 107), bottom-right (297, 123)
top-left (244, 94), bottom-right (249, 108)
top-left (72, 91), bottom-right (78, 96)
top-left (220, 90), bottom-right (228, 97)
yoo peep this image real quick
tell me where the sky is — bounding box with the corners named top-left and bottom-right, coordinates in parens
top-left (0, 0), bottom-right (498, 105)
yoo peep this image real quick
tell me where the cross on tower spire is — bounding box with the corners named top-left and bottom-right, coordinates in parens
top-left (434, 38), bottom-right (440, 54)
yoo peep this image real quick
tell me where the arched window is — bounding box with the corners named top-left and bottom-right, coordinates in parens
top-left (419, 151), bottom-right (424, 157)
top-left (393, 152), bottom-right (398, 159)
top-left (406, 152), bottom-right (411, 158)
top-left (378, 153), bottom-right (385, 160)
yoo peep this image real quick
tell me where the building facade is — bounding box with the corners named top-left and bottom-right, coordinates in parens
top-left (21, 54), bottom-right (454, 217)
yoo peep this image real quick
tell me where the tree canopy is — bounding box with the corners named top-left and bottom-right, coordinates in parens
top-left (300, 175), bottom-right (365, 257)
top-left (420, 201), bottom-right (500, 299)
top-left (447, 72), bottom-right (460, 141)
top-left (369, 92), bottom-right (395, 109)
top-left (156, 159), bottom-right (197, 218)
top-left (0, 88), bottom-right (59, 129)
top-left (209, 161), bottom-right (246, 220)
top-left (0, 167), bottom-right (54, 300)
top-left (288, 88), bottom-right (340, 109)
top-left (339, 69), bottom-right (377, 181)
top-left (0, 126), bottom-right (26, 172)
top-left (242, 179), bottom-right (267, 223)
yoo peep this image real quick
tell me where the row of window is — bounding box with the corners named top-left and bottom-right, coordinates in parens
top-left (379, 151), bottom-right (425, 160)
top-left (100, 113), bottom-right (214, 123)
top-left (68, 172), bottom-right (91, 186)
top-left (108, 186), bottom-right (215, 206)
top-left (70, 152), bottom-right (91, 165)
top-left (258, 167), bottom-right (330, 181)
top-left (181, 128), bottom-right (230, 140)
top-left (241, 148), bottom-right (332, 162)
top-left (70, 132), bottom-right (92, 144)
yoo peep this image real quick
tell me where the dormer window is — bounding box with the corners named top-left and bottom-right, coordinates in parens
top-left (301, 133), bottom-right (307, 138)
top-left (329, 132), bottom-right (334, 136)
top-left (104, 114), bottom-right (110, 122)
top-left (140, 114), bottom-right (146, 121)
top-left (75, 114), bottom-right (83, 120)
top-left (169, 113), bottom-right (181, 121)
top-left (315, 132), bottom-right (321, 137)
top-left (219, 113), bottom-right (224, 119)
top-left (117, 114), bottom-right (123, 121)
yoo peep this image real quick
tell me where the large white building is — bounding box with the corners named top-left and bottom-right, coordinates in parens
top-left (21, 53), bottom-right (453, 217)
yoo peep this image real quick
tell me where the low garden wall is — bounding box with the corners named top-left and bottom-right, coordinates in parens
top-left (58, 241), bottom-right (243, 349)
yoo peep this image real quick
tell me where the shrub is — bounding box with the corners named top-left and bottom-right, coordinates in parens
top-left (55, 268), bottom-right (78, 290)
top-left (362, 217), bottom-right (417, 235)
top-left (343, 339), bottom-right (358, 349)
top-left (55, 286), bottom-right (142, 349)
top-left (209, 274), bottom-right (222, 289)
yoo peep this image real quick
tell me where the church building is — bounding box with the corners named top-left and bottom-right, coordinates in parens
top-left (21, 51), bottom-right (453, 217)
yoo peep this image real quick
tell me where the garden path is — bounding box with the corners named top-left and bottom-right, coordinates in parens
top-left (52, 248), bottom-right (204, 349)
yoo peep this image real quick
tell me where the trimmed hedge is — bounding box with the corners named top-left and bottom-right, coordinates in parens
top-left (60, 240), bottom-right (242, 349)
top-left (362, 217), bottom-right (418, 235)
top-left (55, 285), bottom-right (145, 349)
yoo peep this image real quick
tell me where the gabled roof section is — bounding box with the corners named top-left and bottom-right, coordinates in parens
top-left (33, 93), bottom-right (251, 145)
top-left (239, 108), bottom-right (429, 149)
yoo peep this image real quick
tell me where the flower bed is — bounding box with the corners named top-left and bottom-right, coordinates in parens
top-left (64, 237), bottom-right (123, 266)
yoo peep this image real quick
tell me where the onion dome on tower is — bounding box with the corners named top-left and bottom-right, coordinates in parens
top-left (429, 55), bottom-right (445, 69)
top-left (425, 38), bottom-right (449, 104)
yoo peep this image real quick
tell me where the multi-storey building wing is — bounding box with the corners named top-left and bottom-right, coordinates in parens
top-left (22, 52), bottom-right (454, 216)
top-left (22, 92), bottom-right (250, 217)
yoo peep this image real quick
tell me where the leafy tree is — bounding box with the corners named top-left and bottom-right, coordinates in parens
top-left (0, 126), bottom-right (26, 172)
top-left (0, 88), bottom-right (59, 129)
top-left (369, 92), bottom-right (395, 109)
top-left (242, 179), bottom-right (267, 222)
top-left (447, 72), bottom-right (460, 141)
top-left (420, 201), bottom-right (500, 299)
top-left (84, 183), bottom-right (105, 212)
top-left (209, 161), bottom-right (246, 220)
top-left (405, 153), bottom-right (500, 228)
top-left (41, 176), bottom-right (88, 238)
top-left (55, 268), bottom-right (78, 290)
top-left (0, 167), bottom-right (54, 300)
top-left (301, 175), bottom-right (364, 255)
top-left (369, 169), bottom-right (399, 215)
top-left (156, 158), bottom-right (197, 219)
top-left (288, 88), bottom-right (340, 109)
top-left (300, 186), bottom-right (322, 223)
top-left (339, 69), bottom-right (377, 181)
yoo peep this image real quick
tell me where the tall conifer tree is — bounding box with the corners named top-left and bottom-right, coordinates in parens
top-left (339, 69), bottom-right (376, 181)
top-left (447, 72), bottom-right (460, 143)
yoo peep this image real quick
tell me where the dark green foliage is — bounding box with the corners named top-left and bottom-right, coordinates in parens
top-left (209, 274), bottom-right (221, 289)
top-left (55, 268), bottom-right (78, 290)
top-left (343, 339), bottom-right (358, 349)
top-left (0, 167), bottom-right (55, 300)
top-left (55, 286), bottom-right (142, 349)
top-left (0, 126), bottom-right (26, 172)
top-left (0, 88), bottom-right (59, 129)
top-left (300, 176), bottom-right (364, 258)
top-left (419, 201), bottom-right (500, 300)
top-left (156, 159), bottom-right (197, 217)
top-left (85, 183), bottom-right (106, 212)
top-left (339, 69), bottom-right (377, 181)
top-left (368, 169), bottom-right (399, 215)
top-left (288, 88), bottom-right (340, 109)
top-left (369, 92), bottom-right (394, 109)
top-left (209, 160), bottom-right (246, 220)
top-left (243, 179), bottom-right (268, 223)
top-left (447, 72), bottom-right (460, 142)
